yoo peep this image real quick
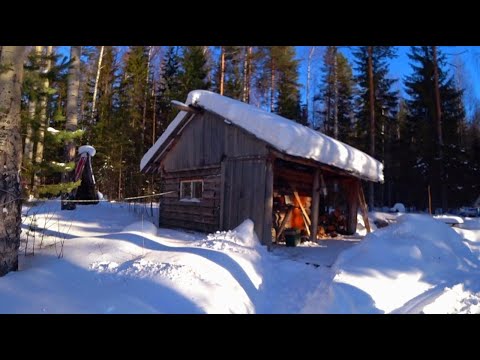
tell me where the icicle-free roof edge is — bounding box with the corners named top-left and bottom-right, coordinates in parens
top-left (141, 90), bottom-right (384, 183)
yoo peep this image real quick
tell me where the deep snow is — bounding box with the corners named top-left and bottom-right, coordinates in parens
top-left (1, 203), bottom-right (480, 314)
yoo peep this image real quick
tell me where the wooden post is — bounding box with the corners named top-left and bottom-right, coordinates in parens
top-left (219, 160), bottom-right (226, 230)
top-left (345, 179), bottom-right (359, 235)
top-left (293, 190), bottom-right (311, 226)
top-left (428, 185), bottom-right (432, 215)
top-left (358, 182), bottom-right (371, 233)
top-left (276, 206), bottom-right (293, 242)
top-left (263, 160), bottom-right (274, 250)
top-left (310, 169), bottom-right (321, 242)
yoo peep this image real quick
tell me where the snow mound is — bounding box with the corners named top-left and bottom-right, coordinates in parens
top-left (194, 219), bottom-right (261, 254)
top-left (233, 219), bottom-right (260, 248)
top-left (122, 221), bottom-right (158, 236)
top-left (390, 203), bottom-right (406, 213)
top-left (78, 145), bottom-right (96, 157)
top-left (434, 215), bottom-right (464, 225)
top-left (309, 214), bottom-right (479, 313)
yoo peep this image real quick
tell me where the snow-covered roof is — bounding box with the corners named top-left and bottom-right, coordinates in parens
top-left (141, 90), bottom-right (384, 182)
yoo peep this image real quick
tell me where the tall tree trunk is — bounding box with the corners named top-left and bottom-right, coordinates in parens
top-left (118, 145), bottom-right (123, 200)
top-left (141, 46), bottom-right (152, 155)
top-left (152, 73), bottom-right (157, 146)
top-left (306, 46), bottom-right (315, 124)
top-left (333, 46), bottom-right (339, 139)
top-left (33, 46), bottom-right (53, 192)
top-left (270, 57), bottom-right (275, 112)
top-left (220, 46), bottom-right (225, 95)
top-left (24, 46), bottom-right (43, 167)
top-left (65, 46), bottom-right (81, 166)
top-left (432, 46), bottom-right (447, 210)
top-left (91, 45), bottom-right (104, 121)
top-left (367, 46), bottom-right (375, 209)
top-left (0, 46), bottom-right (26, 276)
top-left (242, 46), bottom-right (252, 103)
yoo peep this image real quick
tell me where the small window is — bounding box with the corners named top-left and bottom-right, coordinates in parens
top-left (180, 180), bottom-right (203, 202)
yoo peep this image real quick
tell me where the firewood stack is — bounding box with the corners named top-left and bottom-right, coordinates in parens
top-left (317, 208), bottom-right (347, 239)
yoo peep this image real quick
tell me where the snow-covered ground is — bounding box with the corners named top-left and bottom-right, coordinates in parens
top-left (1, 202), bottom-right (479, 313)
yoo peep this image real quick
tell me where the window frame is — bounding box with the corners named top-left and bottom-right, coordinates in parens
top-left (179, 179), bottom-right (204, 202)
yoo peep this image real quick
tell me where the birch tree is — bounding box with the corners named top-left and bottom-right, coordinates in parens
top-left (0, 46), bottom-right (27, 276)
top-left (65, 46), bottom-right (81, 166)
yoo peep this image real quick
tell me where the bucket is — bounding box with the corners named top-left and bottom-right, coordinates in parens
top-left (284, 228), bottom-right (301, 247)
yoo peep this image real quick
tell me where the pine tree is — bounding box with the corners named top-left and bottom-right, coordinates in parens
top-left (214, 46), bottom-right (243, 99)
top-left (254, 46), bottom-right (304, 122)
top-left (353, 46), bottom-right (398, 208)
top-left (315, 48), bottom-right (355, 142)
top-left (90, 46), bottom-right (121, 200)
top-left (117, 46), bottom-right (150, 197)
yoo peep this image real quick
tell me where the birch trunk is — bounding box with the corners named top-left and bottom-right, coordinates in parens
top-left (65, 46), bottom-right (81, 167)
top-left (91, 45), bottom-right (104, 120)
top-left (0, 46), bottom-right (26, 276)
top-left (33, 46), bottom-right (53, 191)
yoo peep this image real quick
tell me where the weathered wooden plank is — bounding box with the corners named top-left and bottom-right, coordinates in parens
top-left (252, 160), bottom-right (266, 241)
top-left (160, 218), bottom-right (218, 233)
top-left (161, 197), bottom-right (220, 207)
top-left (160, 204), bottom-right (218, 216)
top-left (160, 111), bottom-right (268, 172)
top-left (344, 178), bottom-right (360, 235)
top-left (224, 160), bottom-right (234, 229)
top-left (310, 169), bottom-right (321, 242)
top-left (160, 211), bottom-right (219, 225)
top-left (263, 160), bottom-right (274, 248)
top-left (219, 161), bottom-right (226, 230)
top-left (231, 160), bottom-right (241, 227)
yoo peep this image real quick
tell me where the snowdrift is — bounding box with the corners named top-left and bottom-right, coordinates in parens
top-left (304, 214), bottom-right (480, 313)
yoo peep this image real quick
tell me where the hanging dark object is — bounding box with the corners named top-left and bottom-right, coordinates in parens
top-left (61, 145), bottom-right (99, 210)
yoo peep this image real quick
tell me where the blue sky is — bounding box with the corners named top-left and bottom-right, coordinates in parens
top-left (297, 46), bottom-right (480, 117)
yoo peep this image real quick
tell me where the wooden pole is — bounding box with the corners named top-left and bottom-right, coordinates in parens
top-left (310, 169), bottom-right (321, 242)
top-left (263, 160), bottom-right (274, 250)
top-left (292, 190), bottom-right (311, 226)
top-left (358, 183), bottom-right (371, 233)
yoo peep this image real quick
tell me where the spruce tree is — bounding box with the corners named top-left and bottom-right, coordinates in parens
top-left (157, 46), bottom-right (183, 132)
top-left (179, 46), bottom-right (211, 100)
top-left (404, 46), bottom-right (467, 210)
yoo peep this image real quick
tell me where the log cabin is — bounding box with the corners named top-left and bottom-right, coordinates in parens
top-left (140, 90), bottom-right (383, 247)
